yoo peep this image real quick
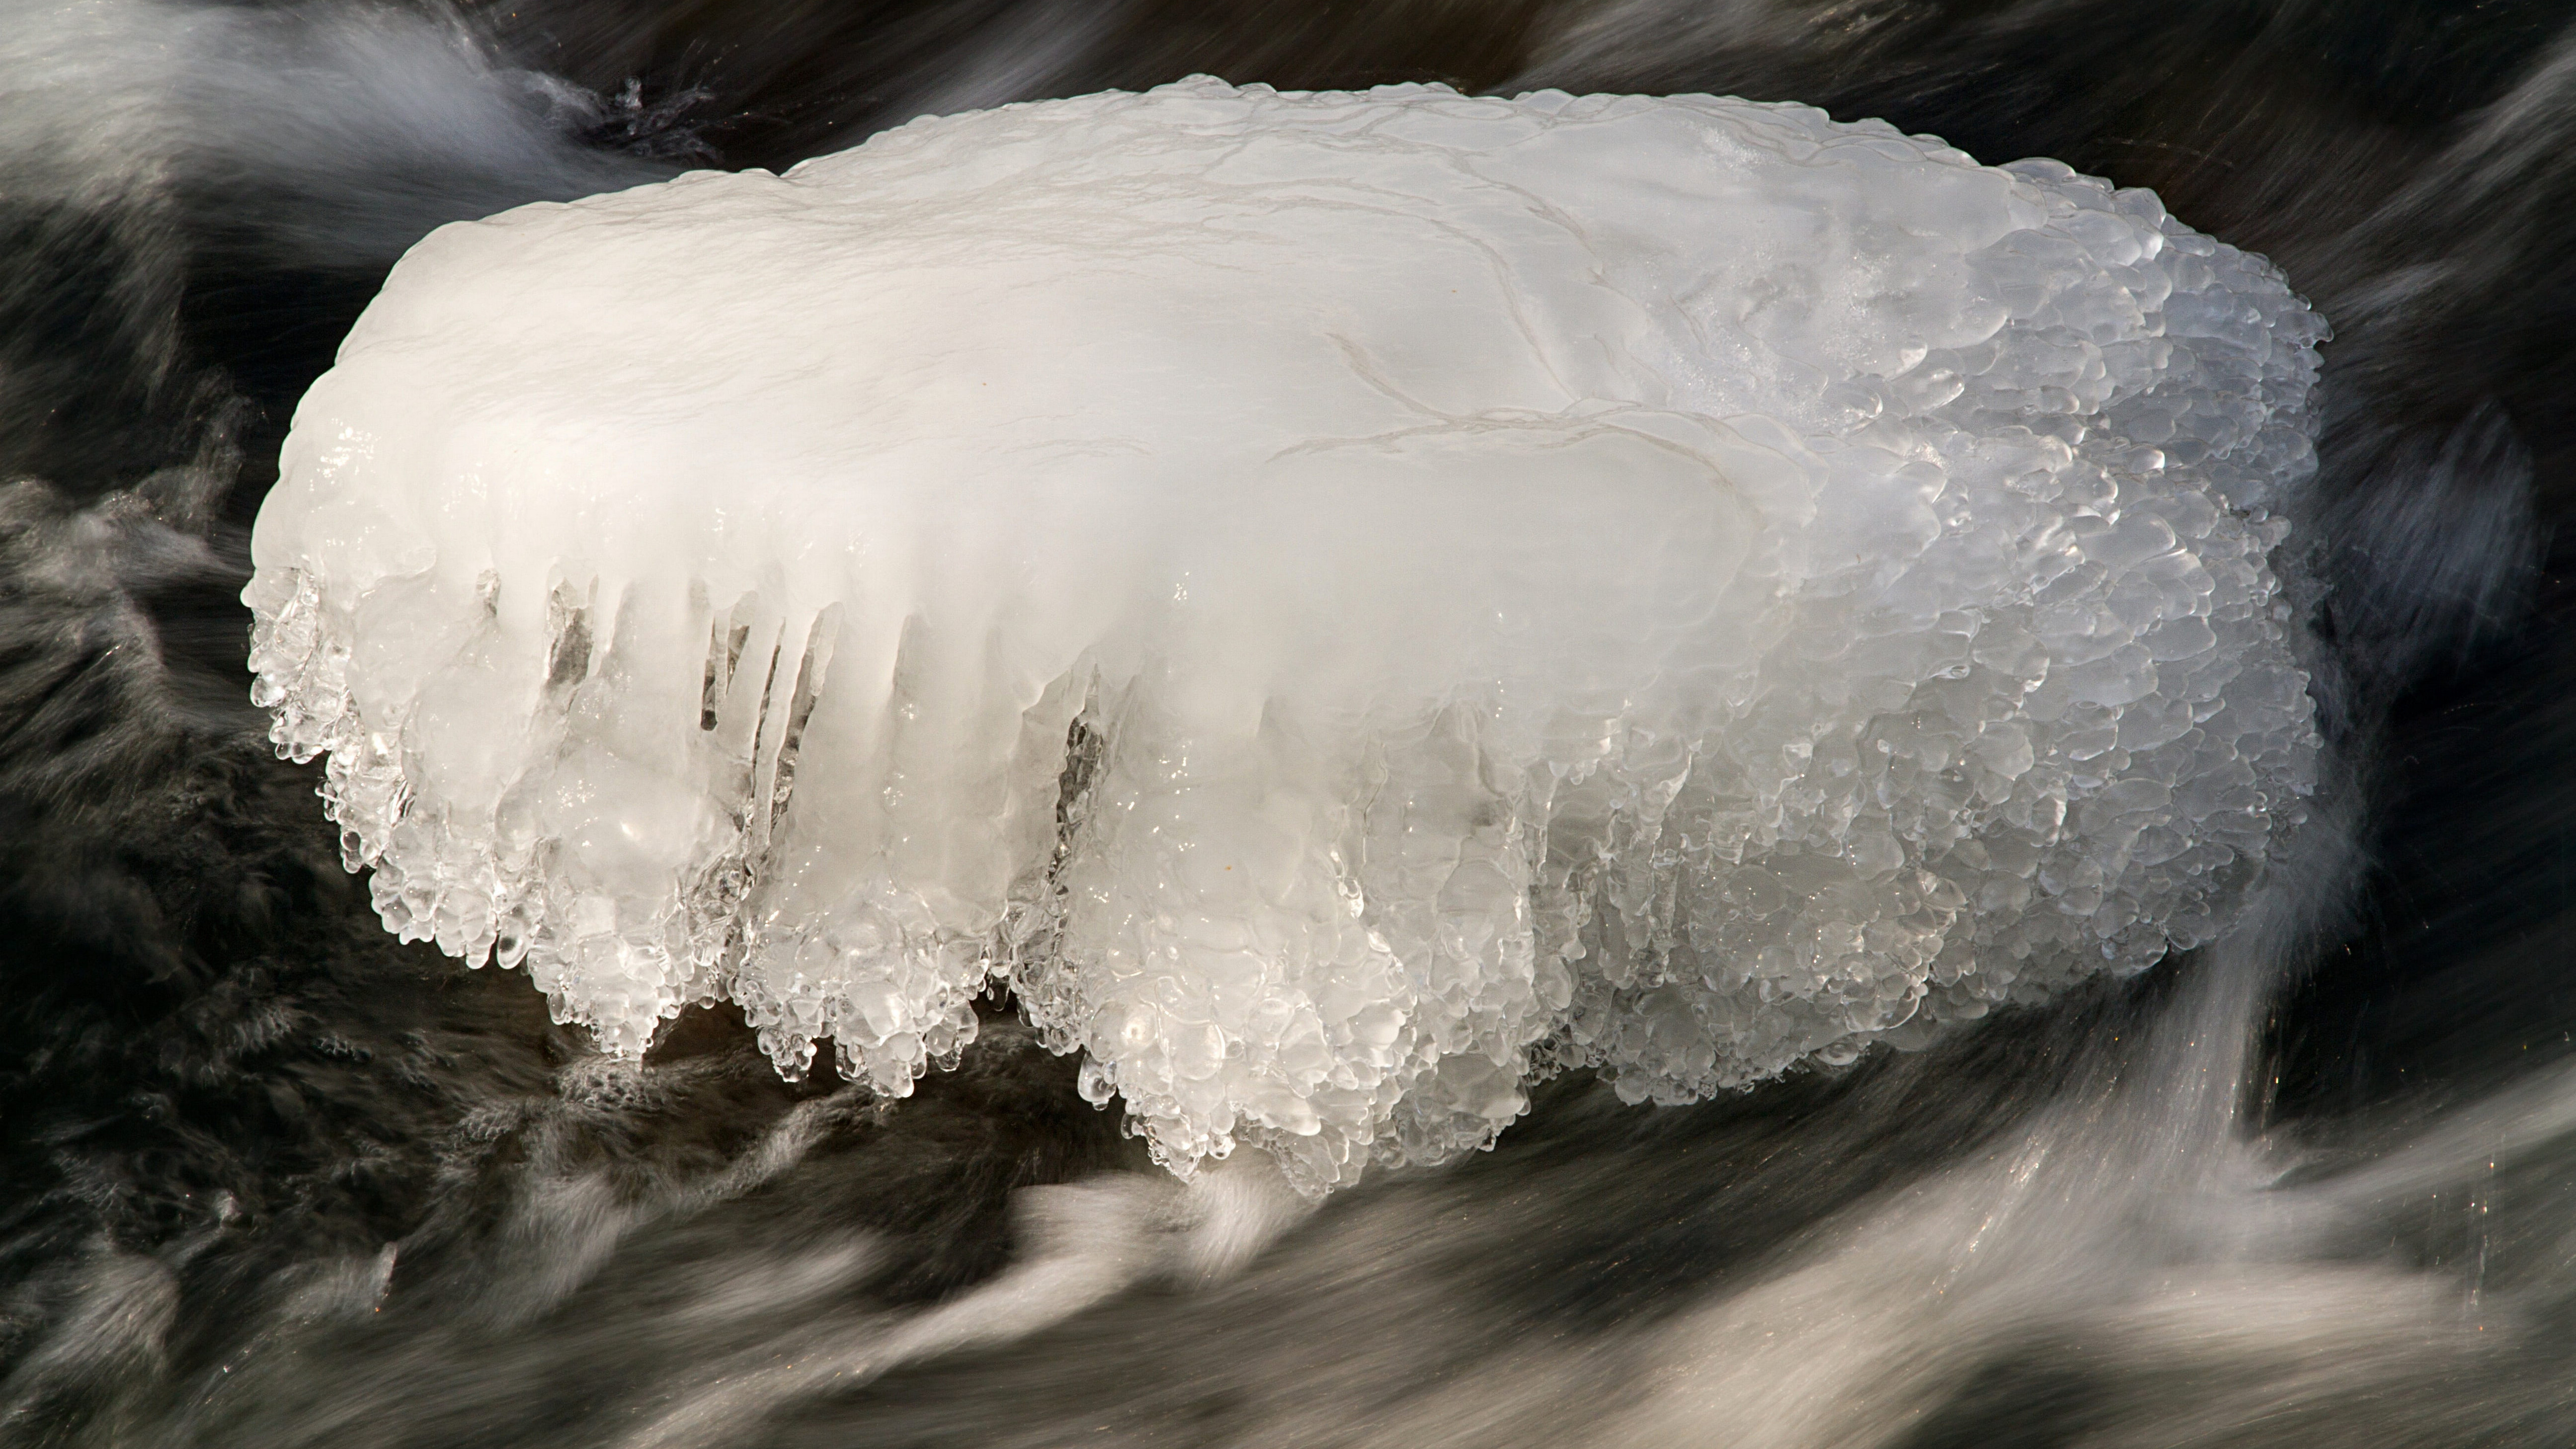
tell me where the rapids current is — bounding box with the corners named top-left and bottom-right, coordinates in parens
top-left (1, 2), bottom-right (2572, 1445)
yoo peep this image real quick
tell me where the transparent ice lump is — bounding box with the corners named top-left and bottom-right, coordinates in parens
top-left (246, 79), bottom-right (2325, 1195)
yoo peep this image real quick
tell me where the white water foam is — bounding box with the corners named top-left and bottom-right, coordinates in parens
top-left (0, 0), bottom-right (667, 266)
top-left (245, 78), bottom-right (2324, 1193)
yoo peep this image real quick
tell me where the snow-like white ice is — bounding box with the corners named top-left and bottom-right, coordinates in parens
top-left (246, 78), bottom-right (2325, 1194)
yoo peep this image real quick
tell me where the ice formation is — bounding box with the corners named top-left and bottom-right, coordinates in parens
top-left (246, 78), bottom-right (2325, 1194)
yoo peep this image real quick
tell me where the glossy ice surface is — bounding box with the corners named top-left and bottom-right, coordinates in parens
top-left (247, 78), bottom-right (2323, 1193)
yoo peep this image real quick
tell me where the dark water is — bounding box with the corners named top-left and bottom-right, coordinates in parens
top-left (2, 2), bottom-right (2573, 1443)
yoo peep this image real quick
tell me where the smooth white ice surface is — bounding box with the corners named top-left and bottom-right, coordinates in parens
top-left (247, 78), bottom-right (2324, 1193)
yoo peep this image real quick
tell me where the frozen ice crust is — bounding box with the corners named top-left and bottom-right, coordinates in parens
top-left (247, 78), bottom-right (2325, 1193)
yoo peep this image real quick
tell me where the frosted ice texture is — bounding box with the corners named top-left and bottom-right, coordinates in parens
top-left (246, 79), bottom-right (2325, 1194)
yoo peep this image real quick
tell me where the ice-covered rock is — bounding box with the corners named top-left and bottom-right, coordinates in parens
top-left (246, 78), bottom-right (2324, 1194)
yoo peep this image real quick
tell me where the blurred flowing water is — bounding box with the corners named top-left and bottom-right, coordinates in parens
top-left (2, 1), bottom-right (2573, 1444)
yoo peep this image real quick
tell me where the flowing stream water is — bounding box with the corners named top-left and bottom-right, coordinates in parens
top-left (2, 2), bottom-right (2572, 1444)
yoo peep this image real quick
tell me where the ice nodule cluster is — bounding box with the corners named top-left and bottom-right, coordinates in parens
top-left (246, 79), bottom-right (2325, 1195)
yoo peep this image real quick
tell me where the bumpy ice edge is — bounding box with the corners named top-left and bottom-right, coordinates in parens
top-left (246, 79), bottom-right (2325, 1194)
